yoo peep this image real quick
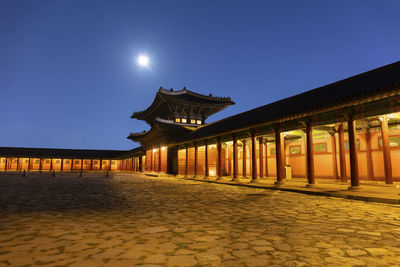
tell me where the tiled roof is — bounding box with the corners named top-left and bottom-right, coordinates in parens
top-left (177, 61), bottom-right (400, 142)
top-left (131, 87), bottom-right (234, 119)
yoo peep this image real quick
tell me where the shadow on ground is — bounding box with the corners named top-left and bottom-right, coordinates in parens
top-left (0, 173), bottom-right (129, 213)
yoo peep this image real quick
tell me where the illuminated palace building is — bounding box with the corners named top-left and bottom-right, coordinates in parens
top-left (2, 61), bottom-right (400, 188)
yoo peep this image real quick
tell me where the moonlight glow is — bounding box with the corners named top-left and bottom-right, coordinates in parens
top-left (137, 54), bottom-right (150, 68)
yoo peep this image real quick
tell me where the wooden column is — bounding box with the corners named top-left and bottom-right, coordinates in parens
top-left (381, 115), bottom-right (393, 184)
top-left (259, 137), bottom-right (264, 178)
top-left (194, 143), bottom-right (198, 177)
top-left (365, 126), bottom-right (374, 180)
top-left (265, 141), bottom-right (269, 177)
top-left (81, 159), bottom-right (83, 171)
top-left (348, 115), bottom-right (359, 188)
top-left (150, 149), bottom-right (154, 172)
top-left (306, 124), bottom-right (315, 185)
top-left (232, 136), bottom-right (239, 181)
top-left (17, 158), bottom-right (20, 171)
top-left (70, 159), bottom-right (73, 171)
top-left (275, 128), bottom-right (284, 184)
top-left (109, 160), bottom-right (112, 171)
top-left (39, 158), bottom-right (43, 172)
top-left (139, 156), bottom-right (143, 172)
top-left (28, 158), bottom-right (31, 171)
top-left (330, 132), bottom-right (339, 180)
top-left (50, 159), bottom-right (53, 172)
top-left (217, 139), bottom-right (222, 179)
top-left (60, 159), bottom-right (63, 172)
top-left (158, 147), bottom-right (162, 172)
top-left (227, 144), bottom-right (232, 176)
top-left (132, 158), bottom-right (135, 172)
top-left (99, 160), bottom-right (103, 171)
top-left (90, 159), bottom-right (93, 171)
top-left (338, 123), bottom-right (347, 182)
top-left (185, 145), bottom-right (189, 177)
top-left (4, 157), bottom-right (7, 171)
top-left (205, 142), bottom-right (209, 178)
top-left (251, 132), bottom-right (257, 181)
top-left (242, 139), bottom-right (247, 177)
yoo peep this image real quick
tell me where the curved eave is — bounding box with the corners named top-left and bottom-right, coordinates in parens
top-left (131, 87), bottom-right (235, 121)
top-left (127, 131), bottom-right (148, 142)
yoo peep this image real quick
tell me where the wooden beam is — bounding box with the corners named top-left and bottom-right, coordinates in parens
top-left (217, 138), bottom-right (222, 179)
top-left (381, 115), bottom-right (393, 184)
top-left (338, 123), bottom-right (347, 182)
top-left (306, 123), bottom-right (315, 186)
top-left (365, 127), bottom-right (374, 180)
top-left (242, 139), bottom-right (247, 178)
top-left (330, 133), bottom-right (339, 180)
top-left (194, 143), bottom-right (198, 177)
top-left (348, 115), bottom-right (360, 188)
top-left (150, 149), bottom-right (153, 172)
top-left (265, 141), bottom-right (268, 177)
top-left (275, 128), bottom-right (284, 184)
top-left (205, 141), bottom-right (209, 178)
top-left (259, 137), bottom-right (264, 178)
top-left (185, 144), bottom-right (189, 177)
top-left (232, 136), bottom-right (239, 181)
top-left (159, 145), bottom-right (162, 173)
top-left (251, 132), bottom-right (257, 181)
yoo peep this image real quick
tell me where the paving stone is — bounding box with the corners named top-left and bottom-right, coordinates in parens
top-left (365, 247), bottom-right (394, 256)
top-left (143, 253), bottom-right (166, 264)
top-left (167, 255), bottom-right (197, 266)
top-left (139, 226), bottom-right (169, 234)
top-left (249, 239), bottom-right (272, 246)
top-left (357, 231), bottom-right (382, 236)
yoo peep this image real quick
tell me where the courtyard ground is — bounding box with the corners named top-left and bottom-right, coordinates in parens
top-left (1, 172), bottom-right (400, 266)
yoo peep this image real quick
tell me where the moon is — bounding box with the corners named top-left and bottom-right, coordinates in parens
top-left (137, 54), bottom-right (150, 68)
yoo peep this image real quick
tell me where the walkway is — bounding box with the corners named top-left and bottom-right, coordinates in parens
top-left (182, 176), bottom-right (400, 205)
top-left (1, 173), bottom-right (400, 266)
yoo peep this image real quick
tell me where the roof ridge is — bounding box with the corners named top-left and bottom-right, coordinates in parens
top-left (159, 86), bottom-right (233, 102)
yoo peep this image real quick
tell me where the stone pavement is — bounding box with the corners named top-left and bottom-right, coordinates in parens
top-left (1, 172), bottom-right (400, 266)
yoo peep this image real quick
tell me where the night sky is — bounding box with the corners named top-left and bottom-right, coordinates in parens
top-left (1, 1), bottom-right (400, 150)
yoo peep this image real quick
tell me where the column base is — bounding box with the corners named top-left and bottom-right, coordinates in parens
top-left (250, 179), bottom-right (259, 183)
top-left (274, 180), bottom-right (285, 186)
top-left (231, 178), bottom-right (241, 183)
top-left (383, 183), bottom-right (395, 187)
top-left (305, 183), bottom-right (317, 188)
top-left (216, 177), bottom-right (223, 181)
top-left (347, 185), bottom-right (361, 191)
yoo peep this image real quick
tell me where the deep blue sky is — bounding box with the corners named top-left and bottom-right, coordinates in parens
top-left (1, 1), bottom-right (400, 150)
